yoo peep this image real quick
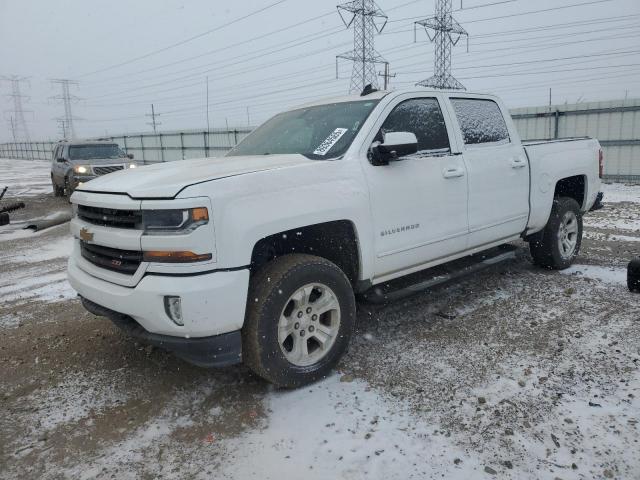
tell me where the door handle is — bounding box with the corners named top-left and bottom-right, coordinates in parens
top-left (442, 167), bottom-right (465, 179)
top-left (510, 157), bottom-right (527, 169)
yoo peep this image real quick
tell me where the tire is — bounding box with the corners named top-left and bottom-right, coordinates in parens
top-left (242, 254), bottom-right (356, 388)
top-left (52, 177), bottom-right (64, 197)
top-left (529, 196), bottom-right (583, 270)
top-left (64, 177), bottom-right (74, 199)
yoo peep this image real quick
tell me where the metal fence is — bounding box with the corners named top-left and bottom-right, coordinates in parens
top-left (0, 141), bottom-right (58, 161)
top-left (511, 98), bottom-right (640, 182)
top-left (0, 128), bottom-right (253, 163)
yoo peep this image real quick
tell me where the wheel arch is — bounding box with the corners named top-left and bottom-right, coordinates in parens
top-left (249, 220), bottom-right (362, 286)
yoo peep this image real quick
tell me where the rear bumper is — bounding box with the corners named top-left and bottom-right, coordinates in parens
top-left (81, 297), bottom-right (242, 367)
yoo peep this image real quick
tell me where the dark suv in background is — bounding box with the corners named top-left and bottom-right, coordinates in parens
top-left (51, 140), bottom-right (137, 197)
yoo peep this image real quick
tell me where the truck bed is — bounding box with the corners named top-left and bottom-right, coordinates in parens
top-left (523, 136), bottom-right (601, 235)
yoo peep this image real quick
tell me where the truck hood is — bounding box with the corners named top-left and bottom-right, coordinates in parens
top-left (76, 154), bottom-right (313, 198)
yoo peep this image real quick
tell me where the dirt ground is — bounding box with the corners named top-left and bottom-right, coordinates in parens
top-left (0, 165), bottom-right (639, 479)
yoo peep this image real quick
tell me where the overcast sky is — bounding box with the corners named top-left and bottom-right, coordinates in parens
top-left (1, 0), bottom-right (639, 141)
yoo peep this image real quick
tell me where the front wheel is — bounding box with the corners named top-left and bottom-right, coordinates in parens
top-left (529, 196), bottom-right (583, 270)
top-left (242, 254), bottom-right (356, 388)
top-left (52, 179), bottom-right (64, 197)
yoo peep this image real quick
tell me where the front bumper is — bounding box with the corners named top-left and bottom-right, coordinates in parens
top-left (81, 297), bottom-right (242, 367)
top-left (68, 255), bottom-right (250, 338)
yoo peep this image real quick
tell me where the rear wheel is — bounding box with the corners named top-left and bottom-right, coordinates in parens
top-left (242, 254), bottom-right (356, 388)
top-left (529, 196), bottom-right (582, 270)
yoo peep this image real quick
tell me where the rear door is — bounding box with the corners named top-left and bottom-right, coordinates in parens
top-left (361, 94), bottom-right (469, 280)
top-left (448, 96), bottom-right (529, 248)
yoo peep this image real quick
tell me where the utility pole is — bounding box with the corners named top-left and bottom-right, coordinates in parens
top-left (56, 119), bottom-right (68, 139)
top-left (206, 76), bottom-right (210, 133)
top-left (246, 107), bottom-right (250, 127)
top-left (50, 78), bottom-right (79, 139)
top-left (146, 103), bottom-right (161, 133)
top-left (378, 62), bottom-right (396, 90)
top-left (414, 0), bottom-right (468, 90)
top-left (9, 115), bottom-right (16, 143)
top-left (336, 0), bottom-right (388, 94)
top-left (2, 75), bottom-right (32, 143)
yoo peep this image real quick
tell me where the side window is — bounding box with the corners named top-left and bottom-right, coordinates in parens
top-left (451, 98), bottom-right (510, 145)
top-left (381, 98), bottom-right (450, 153)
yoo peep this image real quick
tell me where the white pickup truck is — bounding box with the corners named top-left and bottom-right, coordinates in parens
top-left (68, 89), bottom-right (603, 387)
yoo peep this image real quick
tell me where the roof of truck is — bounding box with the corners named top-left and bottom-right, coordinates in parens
top-left (294, 88), bottom-right (494, 109)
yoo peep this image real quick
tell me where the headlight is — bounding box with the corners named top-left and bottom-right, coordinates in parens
top-left (74, 165), bottom-right (89, 174)
top-left (142, 207), bottom-right (208, 234)
top-left (128, 163), bottom-right (137, 169)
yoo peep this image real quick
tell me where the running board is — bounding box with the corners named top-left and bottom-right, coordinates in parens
top-left (361, 245), bottom-right (518, 304)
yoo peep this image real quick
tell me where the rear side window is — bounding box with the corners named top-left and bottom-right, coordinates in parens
top-left (451, 98), bottom-right (510, 145)
top-left (381, 98), bottom-right (450, 153)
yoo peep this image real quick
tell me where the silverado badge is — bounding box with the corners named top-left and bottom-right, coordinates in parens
top-left (79, 227), bottom-right (94, 242)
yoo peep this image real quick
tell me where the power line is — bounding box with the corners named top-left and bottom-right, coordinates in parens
top-left (385, 0), bottom-right (613, 26)
top-left (85, 9), bottom-right (635, 104)
top-left (82, 0), bottom-right (425, 87)
top-left (77, 0), bottom-right (289, 78)
top-left (84, 13), bottom-right (339, 87)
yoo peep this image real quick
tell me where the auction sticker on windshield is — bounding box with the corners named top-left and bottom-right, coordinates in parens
top-left (313, 128), bottom-right (348, 156)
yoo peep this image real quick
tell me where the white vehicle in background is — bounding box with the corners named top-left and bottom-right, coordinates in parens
top-left (67, 88), bottom-right (603, 387)
top-left (51, 140), bottom-right (136, 197)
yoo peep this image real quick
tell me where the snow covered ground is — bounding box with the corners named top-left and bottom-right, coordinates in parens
top-left (0, 158), bottom-right (52, 197)
top-left (0, 159), bottom-right (639, 479)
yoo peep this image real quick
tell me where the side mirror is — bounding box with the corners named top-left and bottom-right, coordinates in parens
top-left (56, 157), bottom-right (66, 163)
top-left (370, 131), bottom-right (418, 166)
top-left (127, 153), bottom-right (134, 160)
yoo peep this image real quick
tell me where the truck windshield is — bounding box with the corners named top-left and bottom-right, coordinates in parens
top-left (227, 100), bottom-right (380, 159)
top-left (69, 144), bottom-right (122, 160)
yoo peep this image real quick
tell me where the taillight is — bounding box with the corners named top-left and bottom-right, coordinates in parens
top-left (598, 148), bottom-right (604, 178)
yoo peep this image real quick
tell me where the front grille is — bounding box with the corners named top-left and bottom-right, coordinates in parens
top-left (94, 165), bottom-right (124, 175)
top-left (80, 241), bottom-right (142, 274)
top-left (77, 204), bottom-right (142, 229)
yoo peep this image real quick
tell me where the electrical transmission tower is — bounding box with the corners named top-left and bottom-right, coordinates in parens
top-left (146, 104), bottom-right (162, 133)
top-left (2, 75), bottom-right (32, 142)
top-left (414, 0), bottom-right (468, 90)
top-left (336, 0), bottom-right (388, 94)
top-left (50, 78), bottom-right (80, 139)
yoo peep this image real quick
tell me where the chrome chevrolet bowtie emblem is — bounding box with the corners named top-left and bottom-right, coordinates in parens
top-left (79, 227), bottom-right (94, 242)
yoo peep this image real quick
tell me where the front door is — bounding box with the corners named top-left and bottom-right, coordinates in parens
top-left (448, 97), bottom-right (529, 248)
top-left (362, 96), bottom-right (469, 280)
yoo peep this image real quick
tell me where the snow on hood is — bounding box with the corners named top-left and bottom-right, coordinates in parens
top-left (76, 154), bottom-right (312, 198)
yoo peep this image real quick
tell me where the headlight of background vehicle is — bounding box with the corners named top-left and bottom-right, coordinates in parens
top-left (74, 165), bottom-right (89, 174)
top-left (142, 207), bottom-right (208, 234)
top-left (128, 163), bottom-right (137, 169)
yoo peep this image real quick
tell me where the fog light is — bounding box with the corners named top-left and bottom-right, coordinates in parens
top-left (164, 296), bottom-right (183, 325)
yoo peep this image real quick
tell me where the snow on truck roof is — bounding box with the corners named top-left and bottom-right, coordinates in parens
top-left (293, 89), bottom-right (496, 110)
